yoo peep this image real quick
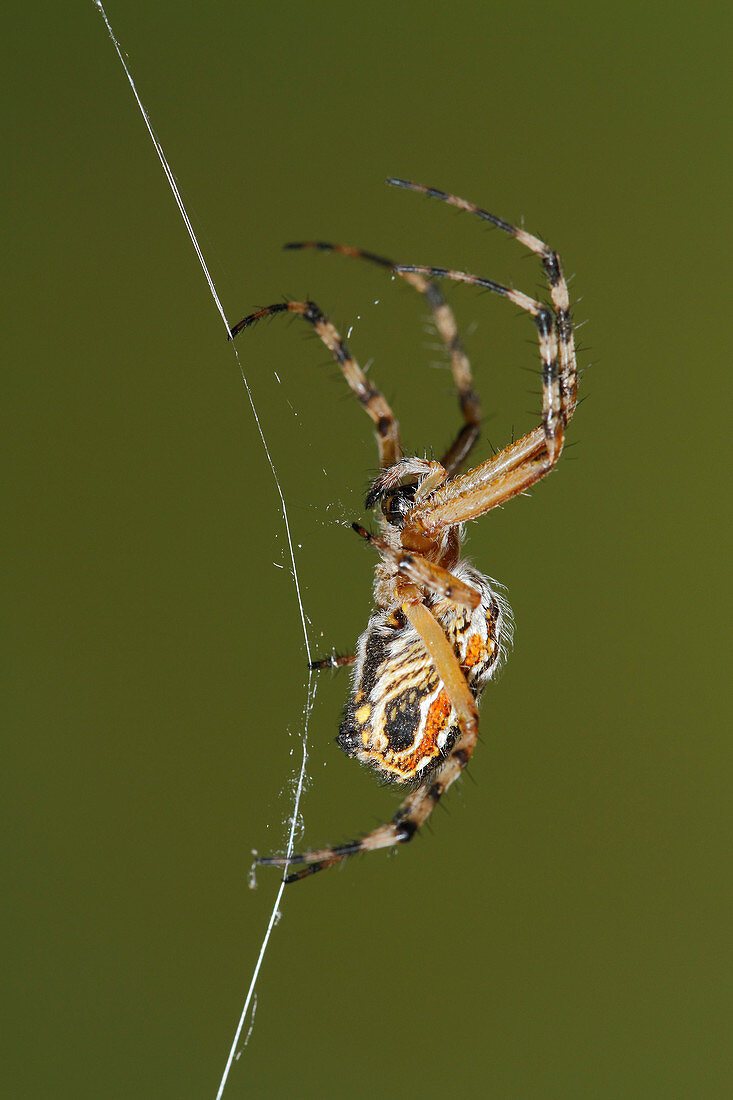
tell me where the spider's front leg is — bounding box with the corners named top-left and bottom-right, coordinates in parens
top-left (398, 296), bottom-right (566, 538)
top-left (230, 300), bottom-right (403, 468)
top-left (387, 177), bottom-right (578, 426)
top-left (284, 240), bottom-right (482, 475)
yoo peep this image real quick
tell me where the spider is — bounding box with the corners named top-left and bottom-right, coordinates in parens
top-left (230, 179), bottom-right (579, 883)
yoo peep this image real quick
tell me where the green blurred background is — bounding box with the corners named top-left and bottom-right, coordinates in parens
top-left (5, 2), bottom-right (731, 1097)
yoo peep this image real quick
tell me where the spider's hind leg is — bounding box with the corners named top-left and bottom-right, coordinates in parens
top-left (259, 723), bottom-right (477, 884)
top-left (259, 601), bottom-right (480, 883)
top-left (258, 787), bottom-right (433, 884)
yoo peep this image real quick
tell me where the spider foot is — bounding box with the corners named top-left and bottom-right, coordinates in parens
top-left (256, 840), bottom-right (364, 883)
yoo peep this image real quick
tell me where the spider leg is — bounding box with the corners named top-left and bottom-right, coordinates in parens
top-left (386, 268), bottom-right (563, 545)
top-left (285, 241), bottom-right (481, 475)
top-left (387, 178), bottom-right (578, 423)
top-left (406, 451), bottom-right (553, 535)
top-left (229, 300), bottom-right (402, 467)
top-left (395, 267), bottom-right (562, 462)
top-left (403, 379), bottom-right (565, 538)
top-left (258, 600), bottom-right (479, 883)
top-left (364, 457), bottom-right (448, 508)
top-left (308, 654), bottom-right (356, 671)
top-left (351, 523), bottom-right (480, 609)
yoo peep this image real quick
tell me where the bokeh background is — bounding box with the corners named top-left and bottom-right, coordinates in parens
top-left (5, 2), bottom-right (731, 1097)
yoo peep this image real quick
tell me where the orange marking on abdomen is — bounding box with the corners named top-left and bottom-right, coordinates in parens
top-left (376, 689), bottom-right (454, 780)
top-left (462, 634), bottom-right (485, 668)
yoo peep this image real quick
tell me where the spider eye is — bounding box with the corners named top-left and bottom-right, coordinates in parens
top-left (382, 493), bottom-right (399, 523)
top-left (381, 483), bottom-right (417, 528)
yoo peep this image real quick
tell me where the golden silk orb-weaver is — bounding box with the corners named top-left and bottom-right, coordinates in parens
top-left (230, 179), bottom-right (579, 883)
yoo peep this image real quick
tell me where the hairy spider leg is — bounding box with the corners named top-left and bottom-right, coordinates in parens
top-left (229, 301), bottom-right (402, 468)
top-left (284, 242), bottom-right (480, 475)
top-left (386, 178), bottom-right (577, 425)
top-left (364, 456), bottom-right (448, 508)
top-left (351, 522), bottom-right (480, 609)
top-left (388, 266), bottom-right (567, 541)
top-left (258, 600), bottom-right (479, 883)
top-left (394, 268), bottom-right (561, 461)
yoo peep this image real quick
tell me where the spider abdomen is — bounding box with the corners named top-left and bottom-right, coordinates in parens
top-left (338, 565), bottom-right (510, 783)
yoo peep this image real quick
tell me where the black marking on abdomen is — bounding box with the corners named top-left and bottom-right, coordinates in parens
top-left (382, 688), bottom-right (423, 752)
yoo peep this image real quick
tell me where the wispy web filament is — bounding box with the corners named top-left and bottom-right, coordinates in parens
top-left (93, 5), bottom-right (314, 1096)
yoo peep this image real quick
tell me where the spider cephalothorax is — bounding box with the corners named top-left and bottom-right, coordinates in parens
top-left (231, 178), bottom-right (579, 882)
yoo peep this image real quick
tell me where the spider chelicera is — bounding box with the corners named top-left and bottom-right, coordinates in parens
top-left (231, 179), bottom-right (579, 882)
